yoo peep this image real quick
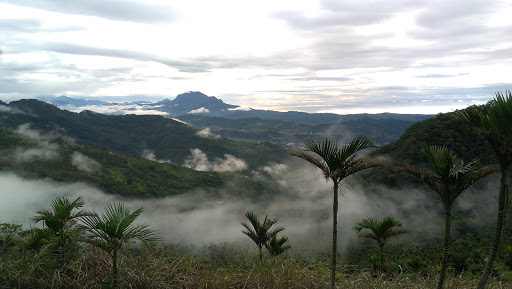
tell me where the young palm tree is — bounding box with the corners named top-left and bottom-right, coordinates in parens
top-left (80, 202), bottom-right (160, 288)
top-left (399, 144), bottom-right (494, 289)
top-left (458, 91), bottom-right (512, 289)
top-left (290, 136), bottom-right (379, 289)
top-left (354, 216), bottom-right (410, 272)
top-left (31, 196), bottom-right (93, 260)
top-left (241, 211), bottom-right (284, 260)
top-left (265, 235), bottom-right (291, 257)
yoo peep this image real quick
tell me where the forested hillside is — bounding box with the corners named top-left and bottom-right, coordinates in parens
top-left (0, 99), bottom-right (288, 169)
top-left (0, 125), bottom-right (281, 198)
top-left (360, 107), bottom-right (497, 188)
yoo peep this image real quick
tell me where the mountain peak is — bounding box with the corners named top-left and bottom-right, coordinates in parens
top-left (157, 91), bottom-right (238, 116)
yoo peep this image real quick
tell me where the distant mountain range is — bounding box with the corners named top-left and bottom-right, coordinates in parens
top-left (37, 91), bottom-right (433, 123)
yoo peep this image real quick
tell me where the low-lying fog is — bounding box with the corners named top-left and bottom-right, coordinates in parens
top-left (0, 162), bottom-right (500, 256)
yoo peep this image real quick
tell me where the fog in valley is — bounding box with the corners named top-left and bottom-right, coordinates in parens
top-left (0, 157), bottom-right (500, 256)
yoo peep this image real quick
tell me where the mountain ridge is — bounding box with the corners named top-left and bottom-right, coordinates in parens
top-left (34, 92), bottom-right (433, 123)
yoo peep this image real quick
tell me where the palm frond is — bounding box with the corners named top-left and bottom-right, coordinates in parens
top-left (354, 216), bottom-right (409, 246)
top-left (80, 202), bottom-right (160, 253)
top-left (339, 135), bottom-right (377, 161)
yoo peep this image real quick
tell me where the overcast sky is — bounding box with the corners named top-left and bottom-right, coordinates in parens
top-left (1, 0), bottom-right (511, 114)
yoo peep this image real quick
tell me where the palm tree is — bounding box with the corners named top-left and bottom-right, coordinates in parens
top-left (458, 91), bottom-right (512, 289)
top-left (80, 202), bottom-right (160, 288)
top-left (241, 211), bottom-right (284, 260)
top-left (31, 196), bottom-right (93, 260)
top-left (265, 235), bottom-right (291, 257)
top-left (399, 144), bottom-right (494, 289)
top-left (290, 136), bottom-right (379, 289)
top-left (354, 216), bottom-right (409, 272)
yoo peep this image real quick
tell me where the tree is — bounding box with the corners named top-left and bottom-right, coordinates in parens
top-left (354, 216), bottom-right (409, 272)
top-left (265, 235), bottom-right (291, 257)
top-left (399, 144), bottom-right (494, 289)
top-left (458, 91), bottom-right (512, 289)
top-left (80, 202), bottom-right (160, 288)
top-left (241, 211), bottom-right (284, 260)
top-left (290, 136), bottom-right (380, 289)
top-left (31, 196), bottom-right (93, 261)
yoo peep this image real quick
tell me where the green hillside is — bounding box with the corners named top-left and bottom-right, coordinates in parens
top-left (0, 125), bottom-right (281, 198)
top-left (0, 100), bottom-right (289, 169)
top-left (360, 108), bottom-right (497, 188)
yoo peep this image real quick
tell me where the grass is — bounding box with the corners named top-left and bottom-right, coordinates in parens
top-left (2, 243), bottom-right (512, 289)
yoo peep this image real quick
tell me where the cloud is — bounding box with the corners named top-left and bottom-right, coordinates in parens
top-left (183, 148), bottom-right (248, 172)
top-left (0, 104), bottom-right (26, 114)
top-left (228, 106), bottom-right (253, 111)
top-left (0, 0), bottom-right (510, 114)
top-left (62, 104), bottom-right (169, 116)
top-left (142, 149), bottom-right (171, 163)
top-left (188, 107), bottom-right (210, 114)
top-left (0, 124), bottom-right (70, 164)
top-left (2, 0), bottom-right (178, 23)
top-left (196, 127), bottom-right (220, 139)
top-left (71, 151), bottom-right (101, 174)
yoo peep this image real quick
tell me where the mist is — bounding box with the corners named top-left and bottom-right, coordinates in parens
top-left (183, 148), bottom-right (248, 173)
top-left (0, 159), bottom-right (500, 256)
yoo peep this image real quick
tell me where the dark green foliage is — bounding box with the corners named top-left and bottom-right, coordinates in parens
top-left (354, 216), bottom-right (410, 272)
top-left (265, 235), bottom-right (291, 257)
top-left (459, 91), bottom-right (512, 289)
top-left (80, 202), bottom-right (160, 288)
top-left (241, 211), bottom-right (285, 260)
top-left (362, 110), bottom-right (497, 188)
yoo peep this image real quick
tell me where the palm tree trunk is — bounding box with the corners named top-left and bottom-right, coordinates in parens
top-left (331, 182), bottom-right (339, 289)
top-left (437, 208), bottom-right (451, 289)
top-left (259, 246), bottom-right (263, 261)
top-left (112, 249), bottom-right (118, 289)
top-left (380, 245), bottom-right (384, 273)
top-left (478, 167), bottom-right (509, 289)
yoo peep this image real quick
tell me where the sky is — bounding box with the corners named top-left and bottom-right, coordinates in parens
top-left (0, 0), bottom-right (511, 114)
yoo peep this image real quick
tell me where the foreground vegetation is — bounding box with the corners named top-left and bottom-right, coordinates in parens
top-left (2, 236), bottom-right (512, 289)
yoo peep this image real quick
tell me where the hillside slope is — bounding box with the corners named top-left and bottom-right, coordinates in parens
top-left (0, 125), bottom-right (281, 198)
top-left (360, 109), bottom-right (496, 188)
top-left (0, 99), bottom-right (288, 170)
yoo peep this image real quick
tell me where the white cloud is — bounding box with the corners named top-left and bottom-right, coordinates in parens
top-left (0, 105), bottom-right (25, 114)
top-left (142, 149), bottom-right (171, 163)
top-left (196, 127), bottom-right (220, 139)
top-left (71, 151), bottom-right (101, 173)
top-left (188, 107), bottom-right (209, 114)
top-left (183, 148), bottom-right (248, 172)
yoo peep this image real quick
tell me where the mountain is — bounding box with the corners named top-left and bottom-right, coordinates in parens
top-left (209, 109), bottom-right (432, 124)
top-left (38, 95), bottom-right (112, 106)
top-left (155, 91), bottom-right (239, 116)
top-left (0, 100), bottom-right (288, 170)
top-left (36, 91), bottom-right (433, 124)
